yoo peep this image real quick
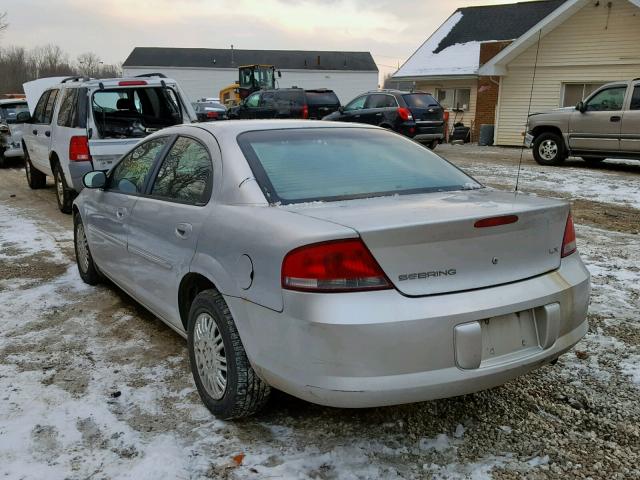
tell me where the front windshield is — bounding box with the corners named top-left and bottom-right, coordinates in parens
top-left (0, 102), bottom-right (29, 124)
top-left (238, 128), bottom-right (481, 204)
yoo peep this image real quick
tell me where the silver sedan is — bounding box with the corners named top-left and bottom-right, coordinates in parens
top-left (73, 120), bottom-right (590, 419)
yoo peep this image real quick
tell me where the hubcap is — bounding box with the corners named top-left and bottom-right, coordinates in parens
top-left (76, 223), bottom-right (90, 273)
top-left (56, 170), bottom-right (64, 202)
top-left (539, 139), bottom-right (558, 161)
top-left (194, 313), bottom-right (227, 400)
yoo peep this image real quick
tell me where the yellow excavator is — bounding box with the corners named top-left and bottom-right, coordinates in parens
top-left (220, 64), bottom-right (280, 107)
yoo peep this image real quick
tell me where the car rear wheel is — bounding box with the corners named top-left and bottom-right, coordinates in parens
top-left (74, 214), bottom-right (101, 285)
top-left (0, 148), bottom-right (5, 168)
top-left (533, 133), bottom-right (566, 166)
top-left (188, 289), bottom-right (271, 419)
top-left (53, 162), bottom-right (73, 214)
top-left (427, 140), bottom-right (438, 150)
top-left (582, 157), bottom-right (605, 165)
top-left (24, 148), bottom-right (46, 189)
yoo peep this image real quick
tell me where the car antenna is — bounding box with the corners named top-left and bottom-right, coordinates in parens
top-left (515, 29), bottom-right (542, 193)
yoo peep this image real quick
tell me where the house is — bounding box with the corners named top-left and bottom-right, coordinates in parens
top-left (480, 0), bottom-right (640, 145)
top-left (122, 47), bottom-right (379, 103)
top-left (390, 0), bottom-right (565, 141)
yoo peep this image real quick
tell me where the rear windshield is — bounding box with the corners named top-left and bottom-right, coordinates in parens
top-left (238, 128), bottom-right (480, 204)
top-left (305, 91), bottom-right (340, 106)
top-left (0, 102), bottom-right (29, 124)
top-left (403, 94), bottom-right (439, 108)
top-left (91, 87), bottom-right (182, 139)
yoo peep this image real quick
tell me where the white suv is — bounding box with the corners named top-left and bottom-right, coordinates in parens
top-left (19, 75), bottom-right (196, 213)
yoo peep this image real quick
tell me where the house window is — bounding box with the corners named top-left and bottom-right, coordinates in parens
top-left (437, 88), bottom-right (471, 111)
top-left (562, 83), bottom-right (607, 107)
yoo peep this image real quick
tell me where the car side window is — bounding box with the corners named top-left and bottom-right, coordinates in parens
top-left (150, 137), bottom-right (213, 205)
top-left (246, 93), bottom-right (260, 108)
top-left (366, 94), bottom-right (397, 109)
top-left (585, 87), bottom-right (627, 112)
top-left (630, 86), bottom-right (640, 111)
top-left (344, 95), bottom-right (367, 111)
top-left (109, 137), bottom-right (168, 195)
top-left (57, 89), bottom-right (77, 127)
top-left (43, 89), bottom-right (59, 124)
top-left (32, 91), bottom-right (51, 124)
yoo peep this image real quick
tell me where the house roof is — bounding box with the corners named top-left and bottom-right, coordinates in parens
top-left (480, 0), bottom-right (640, 75)
top-left (393, 0), bottom-right (566, 79)
top-left (123, 47), bottom-right (378, 72)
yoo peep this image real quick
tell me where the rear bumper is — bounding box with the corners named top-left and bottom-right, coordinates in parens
top-left (68, 161), bottom-right (94, 192)
top-left (2, 145), bottom-right (24, 158)
top-left (226, 253), bottom-right (590, 408)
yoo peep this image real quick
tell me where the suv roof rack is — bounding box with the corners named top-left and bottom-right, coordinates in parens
top-left (60, 76), bottom-right (90, 84)
top-left (135, 73), bottom-right (168, 78)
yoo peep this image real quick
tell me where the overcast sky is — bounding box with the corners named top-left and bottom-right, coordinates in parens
top-left (2, 0), bottom-right (538, 76)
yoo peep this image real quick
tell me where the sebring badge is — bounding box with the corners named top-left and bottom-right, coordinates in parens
top-left (398, 269), bottom-right (457, 281)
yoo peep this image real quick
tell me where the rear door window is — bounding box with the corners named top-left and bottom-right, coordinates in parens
top-left (32, 91), bottom-right (51, 124)
top-left (630, 86), bottom-right (640, 110)
top-left (109, 137), bottom-right (168, 194)
top-left (57, 89), bottom-right (77, 127)
top-left (43, 89), bottom-right (59, 124)
top-left (150, 137), bottom-right (213, 204)
top-left (305, 91), bottom-right (339, 106)
top-left (366, 94), bottom-right (397, 108)
top-left (274, 90), bottom-right (305, 106)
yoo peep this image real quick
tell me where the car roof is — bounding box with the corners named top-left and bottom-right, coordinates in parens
top-left (56, 76), bottom-right (179, 88)
top-left (192, 119), bottom-right (377, 136)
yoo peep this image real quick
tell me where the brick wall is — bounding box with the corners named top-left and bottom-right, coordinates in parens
top-left (474, 41), bottom-right (512, 140)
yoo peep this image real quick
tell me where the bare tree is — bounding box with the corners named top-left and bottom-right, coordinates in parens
top-left (0, 12), bottom-right (8, 35)
top-left (77, 52), bottom-right (103, 77)
top-left (32, 44), bottom-right (74, 77)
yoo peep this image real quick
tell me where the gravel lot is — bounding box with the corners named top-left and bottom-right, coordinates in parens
top-left (0, 146), bottom-right (638, 479)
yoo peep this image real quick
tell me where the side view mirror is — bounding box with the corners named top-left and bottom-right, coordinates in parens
top-left (16, 111), bottom-right (31, 123)
top-left (576, 101), bottom-right (586, 113)
top-left (338, 106), bottom-right (345, 113)
top-left (83, 171), bottom-right (106, 189)
top-left (277, 70), bottom-right (282, 78)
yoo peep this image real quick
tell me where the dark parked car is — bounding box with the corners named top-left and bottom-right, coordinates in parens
top-left (227, 88), bottom-right (340, 120)
top-left (323, 90), bottom-right (445, 148)
top-left (193, 101), bottom-right (227, 122)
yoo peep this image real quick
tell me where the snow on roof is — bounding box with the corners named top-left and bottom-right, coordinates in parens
top-left (393, 12), bottom-right (485, 78)
top-left (394, 0), bottom-right (566, 79)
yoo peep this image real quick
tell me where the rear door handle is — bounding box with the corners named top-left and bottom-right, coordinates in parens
top-left (175, 223), bottom-right (193, 239)
top-left (375, 113), bottom-right (383, 117)
top-left (115, 207), bottom-right (128, 219)
top-left (610, 116), bottom-right (621, 122)
top-left (32, 129), bottom-right (38, 135)
top-left (44, 131), bottom-right (51, 137)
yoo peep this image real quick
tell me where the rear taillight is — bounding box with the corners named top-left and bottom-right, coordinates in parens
top-left (397, 107), bottom-right (413, 121)
top-left (561, 213), bottom-right (577, 258)
top-left (282, 239), bottom-right (391, 292)
top-left (69, 136), bottom-right (91, 162)
top-left (474, 215), bottom-right (519, 228)
top-left (206, 111), bottom-right (218, 118)
top-left (302, 105), bottom-right (309, 119)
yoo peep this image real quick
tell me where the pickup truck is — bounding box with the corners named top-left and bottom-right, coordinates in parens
top-left (525, 79), bottom-right (640, 165)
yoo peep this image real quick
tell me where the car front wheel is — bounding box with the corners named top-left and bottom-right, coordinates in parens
top-left (74, 214), bottom-right (101, 285)
top-left (533, 132), bottom-right (566, 166)
top-left (188, 290), bottom-right (271, 419)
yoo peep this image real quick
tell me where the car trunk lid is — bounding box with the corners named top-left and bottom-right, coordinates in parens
top-left (283, 190), bottom-right (569, 296)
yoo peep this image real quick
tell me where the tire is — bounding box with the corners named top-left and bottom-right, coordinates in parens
top-left (427, 140), bottom-right (438, 150)
top-left (582, 157), bottom-right (605, 165)
top-left (53, 162), bottom-right (73, 214)
top-left (74, 213), bottom-right (101, 286)
top-left (0, 148), bottom-right (5, 168)
top-left (533, 132), bottom-right (566, 166)
top-left (24, 147), bottom-right (46, 189)
top-left (188, 290), bottom-right (271, 419)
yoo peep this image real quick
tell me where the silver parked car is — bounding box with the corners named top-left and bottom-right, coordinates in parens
top-left (73, 120), bottom-right (590, 419)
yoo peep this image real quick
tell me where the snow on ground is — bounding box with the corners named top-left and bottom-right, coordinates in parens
top-left (457, 154), bottom-right (640, 209)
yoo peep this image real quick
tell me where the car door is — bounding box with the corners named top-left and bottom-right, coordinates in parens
top-left (336, 95), bottom-right (367, 123)
top-left (620, 84), bottom-right (640, 153)
top-left (569, 84), bottom-right (627, 153)
top-left (238, 92), bottom-right (262, 119)
top-left (84, 136), bottom-right (170, 288)
top-left (126, 132), bottom-right (216, 328)
top-left (363, 94), bottom-right (397, 126)
top-left (28, 89), bottom-right (59, 173)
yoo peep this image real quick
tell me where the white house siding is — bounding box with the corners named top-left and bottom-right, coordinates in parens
top-left (494, 0), bottom-right (640, 146)
top-left (415, 79), bottom-right (478, 136)
top-left (122, 66), bottom-right (378, 104)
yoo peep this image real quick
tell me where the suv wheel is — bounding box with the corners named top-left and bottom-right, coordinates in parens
top-left (74, 213), bottom-right (101, 285)
top-left (24, 147), bottom-right (46, 189)
top-left (53, 162), bottom-right (73, 214)
top-left (0, 148), bottom-right (5, 168)
top-left (188, 290), bottom-right (271, 419)
top-left (533, 132), bottom-right (566, 166)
